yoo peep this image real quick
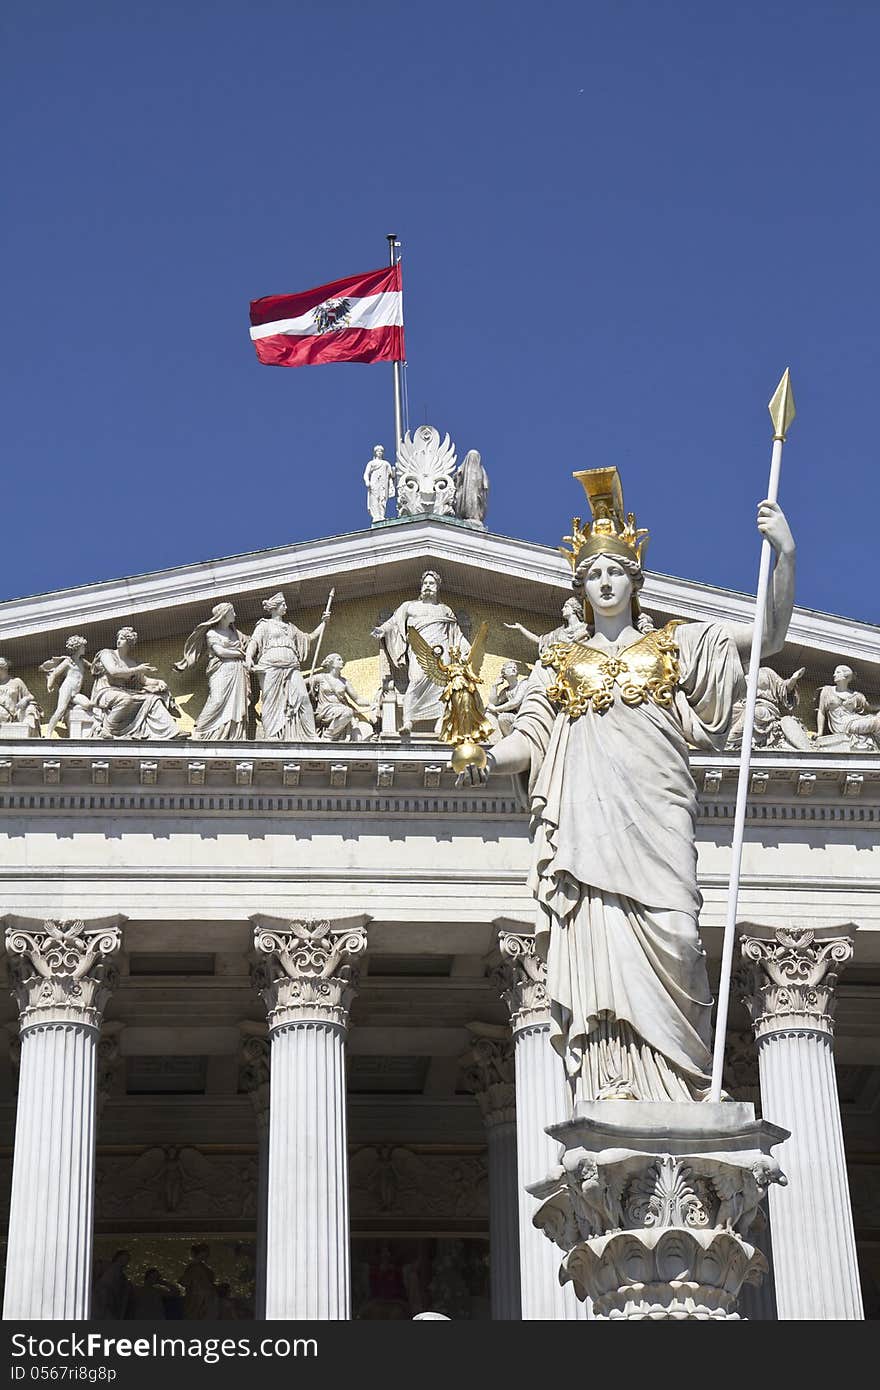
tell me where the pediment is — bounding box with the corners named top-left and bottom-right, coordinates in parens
top-left (0, 515), bottom-right (877, 745)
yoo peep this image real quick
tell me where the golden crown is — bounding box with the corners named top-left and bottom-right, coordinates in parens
top-left (558, 467), bottom-right (649, 572)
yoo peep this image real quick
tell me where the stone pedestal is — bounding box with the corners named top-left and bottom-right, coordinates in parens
top-left (2, 915), bottom-right (124, 1320)
top-left (0, 722), bottom-right (37, 739)
top-left (462, 1026), bottom-right (521, 1319)
top-left (251, 914), bottom-right (368, 1321)
top-left (239, 1022), bottom-right (270, 1318)
top-left (530, 1102), bottom-right (787, 1320)
top-left (494, 931), bottom-right (587, 1320)
top-left (740, 924), bottom-right (864, 1320)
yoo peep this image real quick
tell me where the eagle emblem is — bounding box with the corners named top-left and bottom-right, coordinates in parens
top-left (313, 297), bottom-right (352, 334)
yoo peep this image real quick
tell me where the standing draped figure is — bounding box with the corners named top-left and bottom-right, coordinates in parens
top-left (174, 602), bottom-right (250, 741)
top-left (372, 570), bottom-right (469, 733)
top-left (246, 592), bottom-right (329, 741)
top-left (453, 449), bottom-right (489, 526)
top-left (466, 467), bottom-right (796, 1106)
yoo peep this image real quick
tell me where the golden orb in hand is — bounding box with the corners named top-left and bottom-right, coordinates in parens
top-left (451, 740), bottom-right (488, 774)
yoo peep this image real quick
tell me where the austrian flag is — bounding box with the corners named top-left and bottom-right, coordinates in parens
top-left (249, 265), bottom-right (404, 367)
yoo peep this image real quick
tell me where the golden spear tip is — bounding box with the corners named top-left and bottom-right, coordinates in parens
top-left (768, 368), bottom-right (796, 441)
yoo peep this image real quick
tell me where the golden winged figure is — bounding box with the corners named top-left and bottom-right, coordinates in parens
top-left (407, 620), bottom-right (494, 771)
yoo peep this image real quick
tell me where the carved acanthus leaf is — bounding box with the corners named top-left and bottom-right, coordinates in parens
top-left (5, 918), bottom-right (123, 1029)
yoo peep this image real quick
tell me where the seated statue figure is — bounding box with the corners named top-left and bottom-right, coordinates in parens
top-left (728, 665), bottom-right (812, 751)
top-left (486, 660), bottom-right (529, 737)
top-left (90, 627), bottom-right (182, 740)
top-left (816, 665), bottom-right (880, 750)
top-left (0, 657), bottom-right (42, 735)
top-left (310, 654), bottom-right (375, 742)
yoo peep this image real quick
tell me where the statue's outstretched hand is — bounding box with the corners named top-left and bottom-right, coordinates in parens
top-left (757, 500), bottom-right (795, 556)
top-left (453, 762), bottom-right (489, 788)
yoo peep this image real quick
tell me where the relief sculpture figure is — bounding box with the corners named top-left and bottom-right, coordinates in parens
top-left (174, 602), bottom-right (250, 741)
top-left (460, 467), bottom-right (796, 1105)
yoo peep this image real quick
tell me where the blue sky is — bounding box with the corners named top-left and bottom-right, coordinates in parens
top-left (4, 1), bottom-right (879, 623)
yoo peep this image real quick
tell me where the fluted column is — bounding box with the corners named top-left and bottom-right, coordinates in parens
top-left (239, 1022), bottom-right (270, 1318)
top-left (462, 1026), bottom-right (521, 1319)
top-left (251, 913), bottom-right (369, 1320)
top-left (740, 923), bottom-right (863, 1320)
top-left (3, 915), bottom-right (124, 1319)
top-left (494, 931), bottom-right (587, 1320)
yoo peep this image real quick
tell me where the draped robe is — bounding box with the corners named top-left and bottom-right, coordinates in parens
top-left (512, 621), bottom-right (744, 1103)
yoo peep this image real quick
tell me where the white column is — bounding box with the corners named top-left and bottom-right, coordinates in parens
top-left (3, 915), bottom-right (124, 1320)
top-left (740, 923), bottom-right (864, 1321)
top-left (495, 932), bottom-right (587, 1320)
top-left (463, 1027), bottom-right (521, 1320)
top-left (251, 913), bottom-right (368, 1321)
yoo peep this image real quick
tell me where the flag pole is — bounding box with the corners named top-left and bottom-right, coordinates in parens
top-left (387, 233), bottom-right (404, 454)
top-left (708, 369), bottom-right (796, 1102)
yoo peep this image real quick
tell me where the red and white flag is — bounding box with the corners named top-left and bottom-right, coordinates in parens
top-left (249, 265), bottom-right (404, 367)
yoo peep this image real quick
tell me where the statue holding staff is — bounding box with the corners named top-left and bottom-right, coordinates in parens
top-left (457, 467), bottom-right (796, 1105)
top-left (246, 591), bottom-right (331, 741)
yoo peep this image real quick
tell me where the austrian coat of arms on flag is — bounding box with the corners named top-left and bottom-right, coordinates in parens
top-left (249, 265), bottom-right (404, 367)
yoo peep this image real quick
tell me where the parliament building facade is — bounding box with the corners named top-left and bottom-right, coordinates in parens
top-left (0, 437), bottom-right (877, 1320)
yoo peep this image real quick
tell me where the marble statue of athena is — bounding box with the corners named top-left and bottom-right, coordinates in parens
top-left (468, 469), bottom-right (796, 1105)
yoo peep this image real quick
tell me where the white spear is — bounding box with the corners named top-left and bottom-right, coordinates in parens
top-left (708, 369), bottom-right (796, 1102)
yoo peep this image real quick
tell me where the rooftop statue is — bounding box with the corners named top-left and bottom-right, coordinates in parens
top-left (0, 658), bottom-right (42, 736)
top-left (310, 653), bottom-right (375, 742)
top-left (245, 592), bottom-right (332, 741)
top-left (372, 570), bottom-right (469, 735)
top-left (175, 602), bottom-right (251, 741)
top-left (363, 445), bottom-right (395, 523)
top-left (408, 620), bottom-right (493, 765)
top-left (395, 426), bottom-right (457, 517)
top-left (505, 596), bottom-right (592, 655)
top-left (90, 628), bottom-right (182, 740)
top-left (728, 665), bottom-right (812, 751)
top-left (457, 467), bottom-right (796, 1105)
top-left (40, 636), bottom-right (92, 738)
top-left (816, 664), bottom-right (880, 750)
top-left (453, 449), bottom-right (489, 528)
top-left (486, 660), bottom-right (529, 737)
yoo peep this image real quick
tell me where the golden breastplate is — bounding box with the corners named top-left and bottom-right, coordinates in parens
top-left (542, 621), bottom-right (684, 716)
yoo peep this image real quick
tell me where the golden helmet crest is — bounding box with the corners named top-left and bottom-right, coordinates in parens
top-left (559, 467), bottom-right (649, 572)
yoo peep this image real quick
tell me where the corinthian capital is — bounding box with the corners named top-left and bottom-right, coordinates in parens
top-left (739, 923), bottom-right (856, 1040)
top-left (250, 914), bottom-right (370, 1031)
top-left (491, 926), bottom-right (549, 1031)
top-left (3, 915), bottom-right (125, 1031)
